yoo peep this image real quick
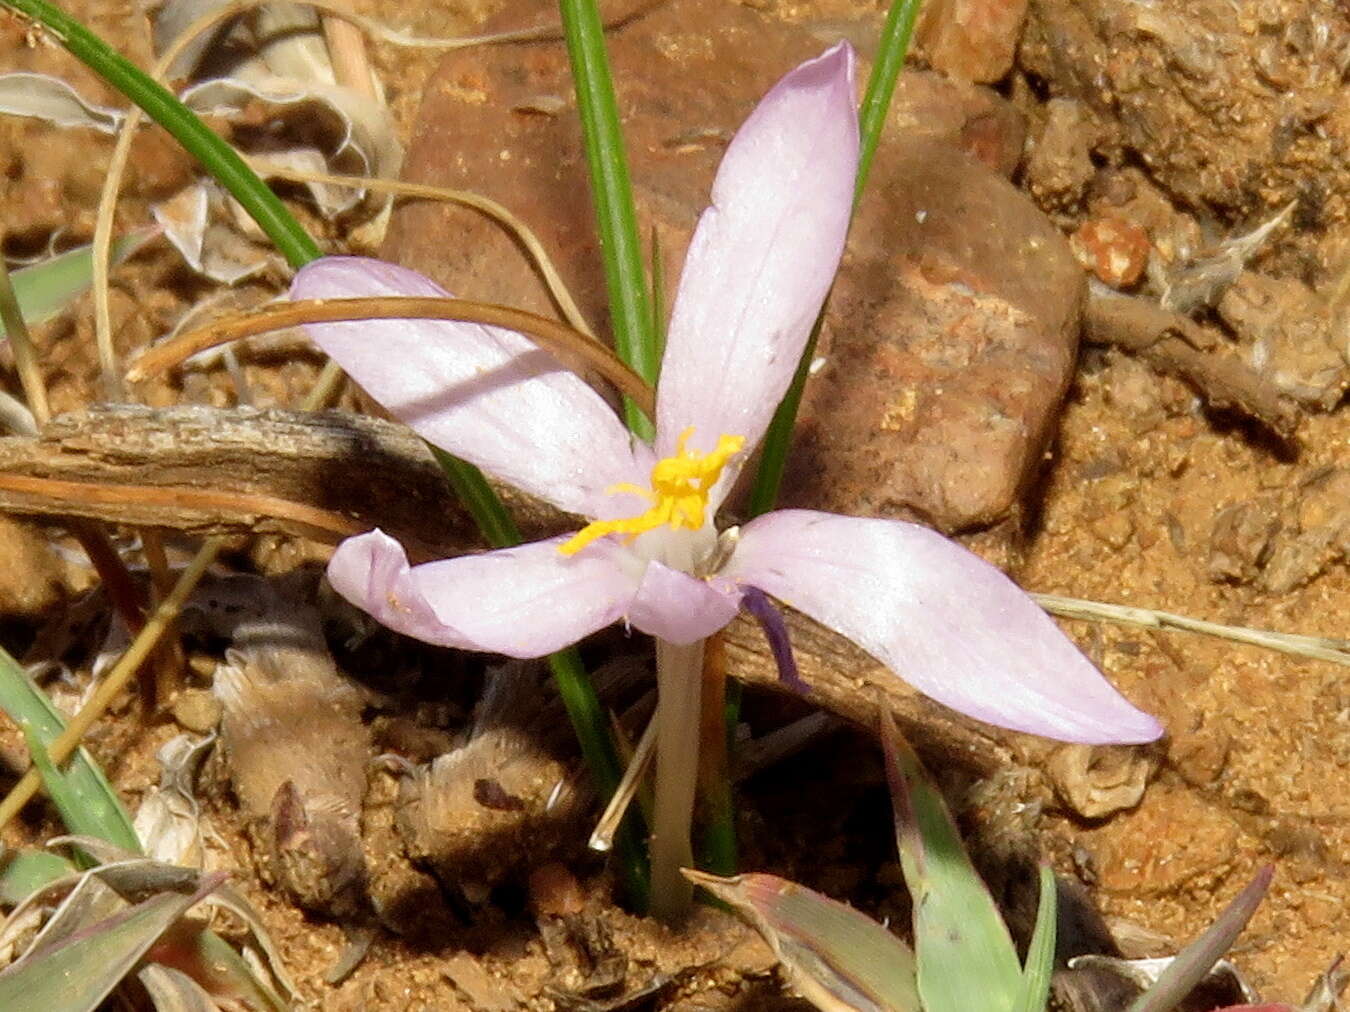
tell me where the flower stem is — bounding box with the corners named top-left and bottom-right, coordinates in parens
top-left (650, 636), bottom-right (705, 920)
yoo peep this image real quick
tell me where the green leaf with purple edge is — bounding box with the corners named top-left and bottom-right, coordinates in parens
top-left (1126, 866), bottom-right (1275, 1012)
top-left (881, 711), bottom-right (1021, 1012)
top-left (1012, 865), bottom-right (1058, 1012)
top-left (684, 869), bottom-right (921, 1012)
top-left (0, 872), bottom-right (224, 1012)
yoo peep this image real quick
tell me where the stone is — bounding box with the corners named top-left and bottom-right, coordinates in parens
top-left (914, 0), bottom-right (1030, 83)
top-left (1024, 97), bottom-right (1098, 211)
top-left (785, 136), bottom-right (1083, 530)
top-left (1021, 0), bottom-right (1350, 253)
top-left (385, 0), bottom-right (1075, 534)
top-left (1071, 216), bottom-right (1151, 288)
top-left (170, 687), bottom-right (222, 733)
top-left (0, 516), bottom-right (67, 618)
top-left (1217, 272), bottom-right (1350, 411)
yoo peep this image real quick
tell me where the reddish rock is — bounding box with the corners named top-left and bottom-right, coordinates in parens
top-left (1071, 216), bottom-right (1151, 287)
top-left (915, 0), bottom-right (1029, 83)
top-left (385, 0), bottom-right (1076, 533)
top-left (786, 135), bottom-right (1083, 530)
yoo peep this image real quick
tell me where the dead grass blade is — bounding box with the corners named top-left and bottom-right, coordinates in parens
top-left (127, 296), bottom-right (657, 416)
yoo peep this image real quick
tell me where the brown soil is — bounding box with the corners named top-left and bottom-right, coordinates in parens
top-left (1, 0), bottom-right (1347, 1008)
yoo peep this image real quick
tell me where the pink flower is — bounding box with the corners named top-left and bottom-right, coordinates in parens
top-left (292, 44), bottom-right (1160, 746)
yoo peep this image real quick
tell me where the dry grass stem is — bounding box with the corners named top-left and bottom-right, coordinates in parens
top-left (590, 715), bottom-right (657, 852)
top-left (1033, 593), bottom-right (1350, 667)
top-left (127, 296), bottom-right (656, 416)
top-left (243, 161), bottom-right (597, 337)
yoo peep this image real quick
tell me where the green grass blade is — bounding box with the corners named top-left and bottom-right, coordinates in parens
top-left (1013, 865), bottom-right (1058, 1012)
top-left (854, 0), bottom-right (924, 207)
top-left (746, 0), bottom-right (924, 518)
top-left (431, 448), bottom-right (523, 549)
top-left (1, 230), bottom-right (155, 339)
top-left (558, 0), bottom-right (656, 439)
top-left (0, 646), bottom-right (141, 855)
top-left (882, 713), bottom-right (1021, 1012)
top-left (0, 849), bottom-right (74, 905)
top-left (1, 0), bottom-right (320, 269)
top-left (547, 648), bottom-right (650, 909)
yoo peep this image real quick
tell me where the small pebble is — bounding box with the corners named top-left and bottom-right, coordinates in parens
top-left (171, 687), bottom-right (222, 733)
top-left (529, 862), bottom-right (585, 917)
top-left (1071, 217), bottom-right (1151, 287)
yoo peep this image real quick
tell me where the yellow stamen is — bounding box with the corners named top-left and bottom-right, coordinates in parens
top-left (560, 428), bottom-right (745, 556)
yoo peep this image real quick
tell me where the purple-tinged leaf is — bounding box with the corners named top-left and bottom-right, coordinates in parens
top-left (684, 869), bottom-right (920, 1012)
top-left (1126, 866), bottom-right (1275, 1012)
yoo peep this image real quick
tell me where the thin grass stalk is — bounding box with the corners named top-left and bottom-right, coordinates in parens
top-left (558, 0), bottom-right (657, 438)
top-left (0, 246), bottom-right (51, 424)
top-left (746, 0), bottom-right (924, 517)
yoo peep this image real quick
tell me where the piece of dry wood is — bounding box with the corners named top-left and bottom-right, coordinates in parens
top-left (1083, 288), bottom-right (1299, 437)
top-left (0, 405), bottom-right (567, 561)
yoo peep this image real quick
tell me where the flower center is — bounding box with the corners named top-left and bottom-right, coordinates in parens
top-left (558, 428), bottom-right (745, 557)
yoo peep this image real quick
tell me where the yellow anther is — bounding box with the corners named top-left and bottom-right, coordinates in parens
top-left (559, 428), bottom-right (745, 556)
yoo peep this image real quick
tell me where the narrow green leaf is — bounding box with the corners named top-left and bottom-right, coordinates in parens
top-left (1, 0), bottom-right (320, 270)
top-left (854, 0), bottom-right (925, 207)
top-left (558, 0), bottom-right (656, 438)
top-left (0, 849), bottom-right (74, 905)
top-left (1127, 866), bottom-right (1274, 1012)
top-left (746, 0), bottom-right (924, 518)
top-left (686, 870), bottom-right (921, 1012)
top-left (1013, 865), bottom-right (1058, 1012)
top-left (1, 230), bottom-right (156, 338)
top-left (431, 448), bottom-right (522, 549)
top-left (0, 645), bottom-right (141, 855)
top-left (649, 225), bottom-right (666, 362)
top-left (881, 713), bottom-right (1021, 1012)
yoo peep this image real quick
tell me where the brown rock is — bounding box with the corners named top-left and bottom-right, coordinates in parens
top-left (170, 687), bottom-right (222, 733)
top-left (915, 0), bottom-right (1029, 83)
top-left (0, 516), bottom-right (66, 617)
top-left (787, 137), bottom-right (1084, 530)
top-left (385, 0), bottom-right (1068, 534)
top-left (1021, 0), bottom-right (1350, 238)
top-left (1207, 497), bottom-right (1281, 584)
top-left (1217, 272), bottom-right (1350, 411)
top-left (1046, 743), bottom-right (1153, 819)
top-left (1024, 96), bottom-right (1098, 210)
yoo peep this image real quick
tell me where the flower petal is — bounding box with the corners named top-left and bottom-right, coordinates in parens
top-left (655, 43), bottom-right (859, 477)
top-left (293, 256), bottom-right (648, 518)
top-left (327, 528), bottom-right (639, 658)
top-left (626, 562), bottom-right (741, 645)
top-left (724, 510), bottom-right (1164, 744)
